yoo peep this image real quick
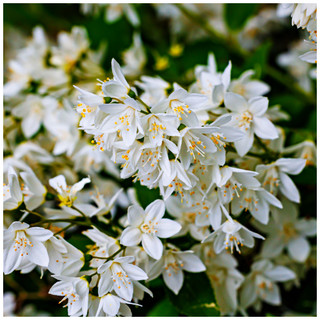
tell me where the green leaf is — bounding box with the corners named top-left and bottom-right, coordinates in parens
top-left (167, 272), bottom-right (220, 316)
top-left (147, 298), bottom-right (179, 316)
top-left (244, 41), bottom-right (271, 77)
top-left (134, 182), bottom-right (161, 208)
top-left (224, 4), bottom-right (259, 30)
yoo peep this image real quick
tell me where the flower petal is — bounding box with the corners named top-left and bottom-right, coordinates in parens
top-left (141, 233), bottom-right (163, 260)
top-left (156, 219), bottom-right (181, 238)
top-left (120, 227), bottom-right (142, 246)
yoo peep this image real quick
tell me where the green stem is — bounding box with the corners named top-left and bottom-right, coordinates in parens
top-left (22, 209), bottom-right (44, 219)
top-left (71, 205), bottom-right (92, 225)
top-left (54, 223), bottom-right (73, 235)
top-left (91, 246), bottom-right (125, 260)
top-left (31, 219), bottom-right (91, 227)
top-left (136, 96), bottom-right (151, 113)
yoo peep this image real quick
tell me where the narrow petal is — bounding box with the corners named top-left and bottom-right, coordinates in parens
top-left (26, 241), bottom-right (49, 267)
top-left (265, 266), bottom-right (295, 282)
top-left (127, 205), bottom-right (145, 226)
top-left (279, 172), bottom-right (300, 203)
top-left (163, 268), bottom-right (184, 295)
top-left (145, 199), bottom-right (165, 222)
top-left (122, 263), bottom-right (148, 280)
top-left (253, 117), bottom-right (278, 140)
top-left (141, 234), bottom-right (163, 260)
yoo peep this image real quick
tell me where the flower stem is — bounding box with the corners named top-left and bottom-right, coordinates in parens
top-left (136, 96), bottom-right (152, 113)
top-left (90, 246), bottom-right (125, 260)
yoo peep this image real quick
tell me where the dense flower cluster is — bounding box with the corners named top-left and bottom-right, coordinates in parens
top-left (3, 3), bottom-right (316, 317)
top-left (278, 3), bottom-right (317, 63)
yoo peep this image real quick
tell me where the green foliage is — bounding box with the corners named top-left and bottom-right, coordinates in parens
top-left (166, 272), bottom-right (220, 316)
top-left (244, 41), bottom-right (272, 77)
top-left (134, 182), bottom-right (161, 208)
top-left (224, 4), bottom-right (258, 30)
top-left (147, 298), bottom-right (179, 316)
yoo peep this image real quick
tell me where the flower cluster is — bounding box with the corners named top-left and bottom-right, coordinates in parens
top-left (3, 4), bottom-right (316, 317)
top-left (278, 4), bottom-right (317, 63)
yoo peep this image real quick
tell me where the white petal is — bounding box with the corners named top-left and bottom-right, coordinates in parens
top-left (27, 227), bottom-right (53, 241)
top-left (145, 199), bottom-right (165, 222)
top-left (279, 172), bottom-right (300, 203)
top-left (112, 58), bottom-right (130, 89)
top-left (26, 241), bottom-right (49, 267)
top-left (179, 253), bottom-right (206, 272)
top-left (263, 284), bottom-right (281, 305)
top-left (156, 219), bottom-right (181, 238)
top-left (224, 92), bottom-right (248, 113)
top-left (265, 266), bottom-right (295, 282)
top-left (276, 158), bottom-right (306, 175)
top-left (120, 227), bottom-right (142, 246)
top-left (253, 116), bottom-right (278, 140)
top-left (248, 96), bottom-right (268, 116)
top-left (122, 263), bottom-right (148, 280)
top-left (287, 237), bottom-right (310, 262)
top-left (234, 131), bottom-right (254, 156)
top-left (127, 205), bottom-right (145, 226)
top-left (141, 233), bottom-right (163, 260)
top-left (163, 268), bottom-right (184, 295)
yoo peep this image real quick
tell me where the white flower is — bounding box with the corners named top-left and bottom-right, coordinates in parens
top-left (256, 158), bottom-right (306, 203)
top-left (283, 140), bottom-right (316, 166)
top-left (106, 4), bottom-right (140, 27)
top-left (240, 259), bottom-right (295, 311)
top-left (229, 70), bottom-right (270, 99)
top-left (12, 95), bottom-right (58, 138)
top-left (4, 221), bottom-right (52, 274)
top-left (3, 166), bottom-right (23, 210)
top-left (95, 293), bottom-right (140, 316)
top-left (165, 195), bottom-right (211, 241)
top-left (203, 219), bottom-right (264, 254)
top-left (99, 97), bottom-right (144, 147)
top-left (192, 53), bottom-right (231, 109)
top-left (83, 227), bottom-right (120, 268)
top-left (20, 170), bottom-right (47, 211)
top-left (225, 92), bottom-right (278, 156)
top-left (97, 256), bottom-right (148, 300)
top-left (49, 275), bottom-right (89, 316)
top-left (151, 87), bottom-right (207, 124)
top-left (141, 113), bottom-right (180, 147)
top-left (135, 75), bottom-right (169, 106)
top-left (255, 198), bottom-right (316, 262)
top-left (4, 292), bottom-right (16, 316)
top-left (122, 33), bottom-right (146, 77)
top-left (49, 174), bottom-right (90, 207)
top-left (231, 187), bottom-right (282, 225)
top-left (206, 251), bottom-right (244, 315)
top-left (46, 236), bottom-right (84, 276)
top-left (148, 248), bottom-right (206, 294)
top-left (74, 86), bottom-right (104, 130)
top-left (120, 199), bottom-right (181, 260)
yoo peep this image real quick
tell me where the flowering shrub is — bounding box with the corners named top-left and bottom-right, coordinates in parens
top-left (3, 3), bottom-right (316, 317)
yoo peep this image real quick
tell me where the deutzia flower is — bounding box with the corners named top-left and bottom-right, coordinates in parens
top-left (203, 219), bottom-right (264, 254)
top-left (83, 227), bottom-right (120, 268)
top-left (240, 259), bottom-right (295, 312)
top-left (229, 70), bottom-right (270, 99)
top-left (97, 256), bottom-right (148, 300)
top-left (99, 97), bottom-right (144, 147)
top-left (256, 158), bottom-right (306, 203)
top-left (205, 250), bottom-right (244, 316)
top-left (49, 275), bottom-right (89, 316)
top-left (254, 198), bottom-right (316, 262)
top-left (20, 170), bottom-right (47, 211)
top-left (283, 140), bottom-right (316, 166)
top-left (4, 221), bottom-right (53, 275)
top-left (12, 95), bottom-right (58, 138)
top-left (148, 247), bottom-right (206, 294)
top-left (231, 187), bottom-right (282, 225)
top-left (225, 92), bottom-right (278, 156)
top-left (120, 199), bottom-right (181, 260)
top-left (95, 293), bottom-right (140, 316)
top-left (45, 236), bottom-right (84, 276)
top-left (3, 167), bottom-right (23, 210)
top-left (49, 174), bottom-right (91, 207)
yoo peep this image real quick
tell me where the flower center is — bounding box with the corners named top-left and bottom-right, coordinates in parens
top-left (237, 111), bottom-right (253, 131)
top-left (140, 220), bottom-right (158, 235)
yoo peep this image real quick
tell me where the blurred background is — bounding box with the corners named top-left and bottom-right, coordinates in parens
top-left (4, 3), bottom-right (316, 316)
